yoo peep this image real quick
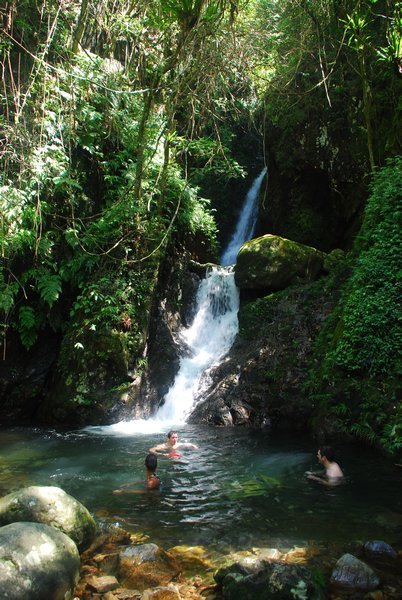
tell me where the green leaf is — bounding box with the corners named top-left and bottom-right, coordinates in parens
top-left (18, 306), bottom-right (37, 349)
top-left (37, 273), bottom-right (62, 306)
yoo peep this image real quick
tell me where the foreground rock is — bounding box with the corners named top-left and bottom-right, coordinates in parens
top-left (0, 521), bottom-right (80, 600)
top-left (118, 543), bottom-right (181, 590)
top-left (214, 556), bottom-right (324, 599)
top-left (330, 553), bottom-right (381, 592)
top-left (0, 485), bottom-right (96, 551)
top-left (235, 234), bottom-right (325, 291)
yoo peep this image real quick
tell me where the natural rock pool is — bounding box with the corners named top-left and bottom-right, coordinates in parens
top-left (1, 424), bottom-right (401, 554)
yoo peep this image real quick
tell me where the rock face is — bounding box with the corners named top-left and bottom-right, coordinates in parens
top-left (0, 485), bottom-right (96, 552)
top-left (189, 275), bottom-right (339, 429)
top-left (235, 234), bottom-right (325, 291)
top-left (0, 521), bottom-right (80, 600)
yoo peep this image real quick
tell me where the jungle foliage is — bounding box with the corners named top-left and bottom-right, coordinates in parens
top-left (0, 0), bottom-right (401, 449)
top-left (306, 157), bottom-right (402, 454)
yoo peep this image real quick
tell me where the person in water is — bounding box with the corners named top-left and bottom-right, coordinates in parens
top-left (149, 430), bottom-right (198, 457)
top-left (145, 452), bottom-right (161, 489)
top-left (305, 445), bottom-right (344, 486)
top-left (112, 453), bottom-right (161, 494)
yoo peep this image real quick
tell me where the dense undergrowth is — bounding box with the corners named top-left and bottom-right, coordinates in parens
top-left (306, 157), bottom-right (402, 455)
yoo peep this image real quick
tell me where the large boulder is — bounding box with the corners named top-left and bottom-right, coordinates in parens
top-left (0, 485), bottom-right (96, 551)
top-left (0, 521), bottom-right (80, 600)
top-left (235, 234), bottom-right (325, 291)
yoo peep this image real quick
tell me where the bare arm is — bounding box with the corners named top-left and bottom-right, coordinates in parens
top-left (149, 443), bottom-right (164, 453)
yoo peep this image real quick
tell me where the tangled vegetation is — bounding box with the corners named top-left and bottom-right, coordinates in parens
top-left (306, 158), bottom-right (402, 454)
top-left (0, 1), bottom-right (401, 449)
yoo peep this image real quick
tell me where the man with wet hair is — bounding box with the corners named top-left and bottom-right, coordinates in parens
top-left (305, 445), bottom-right (344, 486)
top-left (149, 430), bottom-right (198, 457)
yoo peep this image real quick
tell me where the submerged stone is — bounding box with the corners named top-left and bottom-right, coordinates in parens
top-left (330, 553), bottom-right (380, 591)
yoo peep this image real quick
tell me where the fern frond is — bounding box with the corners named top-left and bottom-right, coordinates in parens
top-left (37, 273), bottom-right (62, 306)
top-left (18, 306), bottom-right (38, 349)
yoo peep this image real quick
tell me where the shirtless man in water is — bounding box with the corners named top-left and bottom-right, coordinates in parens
top-left (305, 446), bottom-right (344, 487)
top-left (149, 430), bottom-right (198, 457)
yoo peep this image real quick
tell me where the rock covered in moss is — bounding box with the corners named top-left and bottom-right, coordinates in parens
top-left (0, 521), bottom-right (80, 600)
top-left (235, 234), bottom-right (325, 291)
top-left (0, 485), bottom-right (96, 551)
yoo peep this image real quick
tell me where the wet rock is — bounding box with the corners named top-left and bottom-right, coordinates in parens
top-left (142, 585), bottom-right (181, 599)
top-left (0, 485), bottom-right (96, 551)
top-left (330, 553), bottom-right (380, 591)
top-left (118, 543), bottom-right (181, 591)
top-left (86, 574), bottom-right (120, 593)
top-left (363, 540), bottom-right (398, 564)
top-left (168, 545), bottom-right (214, 575)
top-left (103, 590), bottom-right (141, 600)
top-left (235, 234), bottom-right (325, 291)
top-left (0, 521), bottom-right (80, 600)
top-left (215, 557), bottom-right (321, 599)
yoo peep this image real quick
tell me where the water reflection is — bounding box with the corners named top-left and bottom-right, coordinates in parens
top-left (0, 425), bottom-right (401, 553)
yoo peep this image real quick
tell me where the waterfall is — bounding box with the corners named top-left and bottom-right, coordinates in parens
top-left (221, 167), bottom-right (267, 266)
top-left (155, 267), bottom-right (239, 424)
top-left (87, 167), bottom-right (266, 434)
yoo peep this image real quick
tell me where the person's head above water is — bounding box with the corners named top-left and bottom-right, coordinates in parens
top-left (167, 431), bottom-right (179, 444)
top-left (317, 445), bottom-right (336, 463)
top-left (145, 453), bottom-right (158, 472)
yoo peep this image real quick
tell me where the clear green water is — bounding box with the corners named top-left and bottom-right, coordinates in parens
top-left (1, 424), bottom-right (401, 553)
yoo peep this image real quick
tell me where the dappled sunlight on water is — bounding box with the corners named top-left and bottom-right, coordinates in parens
top-left (0, 425), bottom-right (401, 554)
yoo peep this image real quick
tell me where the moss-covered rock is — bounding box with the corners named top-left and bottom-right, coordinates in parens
top-left (235, 234), bottom-right (325, 291)
top-left (0, 485), bottom-right (96, 552)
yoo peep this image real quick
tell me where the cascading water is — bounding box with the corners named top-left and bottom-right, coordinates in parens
top-left (88, 167), bottom-right (266, 434)
top-left (221, 167), bottom-right (267, 266)
top-left (155, 267), bottom-right (239, 424)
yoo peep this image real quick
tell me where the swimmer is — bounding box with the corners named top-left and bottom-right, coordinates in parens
top-left (149, 430), bottom-right (198, 457)
top-left (112, 453), bottom-right (161, 494)
top-left (145, 453), bottom-right (160, 489)
top-left (305, 446), bottom-right (344, 487)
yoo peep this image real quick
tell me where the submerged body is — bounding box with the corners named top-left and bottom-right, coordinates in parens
top-left (305, 446), bottom-right (344, 487)
top-left (149, 431), bottom-right (198, 457)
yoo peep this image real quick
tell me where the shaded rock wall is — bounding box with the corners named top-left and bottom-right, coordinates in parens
top-left (189, 273), bottom-right (341, 430)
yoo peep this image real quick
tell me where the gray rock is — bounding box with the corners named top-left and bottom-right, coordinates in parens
top-left (0, 521), bottom-right (80, 600)
top-left (330, 553), bottom-right (380, 591)
top-left (0, 485), bottom-right (96, 551)
top-left (363, 540), bottom-right (398, 561)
